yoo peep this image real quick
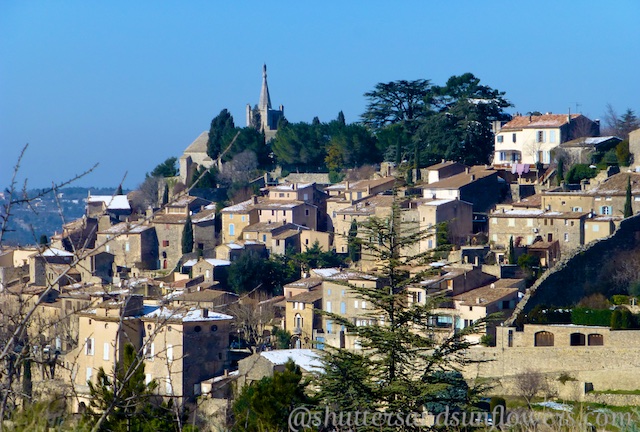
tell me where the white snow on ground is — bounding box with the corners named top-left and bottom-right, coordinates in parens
top-left (535, 401), bottom-right (573, 412)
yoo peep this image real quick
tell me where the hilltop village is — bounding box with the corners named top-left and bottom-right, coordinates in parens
top-left (2, 67), bottom-right (640, 429)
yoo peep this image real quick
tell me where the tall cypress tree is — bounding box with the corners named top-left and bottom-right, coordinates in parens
top-left (162, 183), bottom-right (169, 206)
top-left (182, 213), bottom-right (194, 254)
top-left (347, 219), bottom-right (360, 263)
top-left (624, 176), bottom-right (633, 218)
top-left (556, 159), bottom-right (564, 186)
top-left (508, 236), bottom-right (516, 264)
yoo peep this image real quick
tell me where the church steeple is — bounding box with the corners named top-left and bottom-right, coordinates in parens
top-left (259, 63), bottom-right (272, 110)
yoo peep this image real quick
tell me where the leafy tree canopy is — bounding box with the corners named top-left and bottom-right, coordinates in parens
top-left (148, 157), bottom-right (178, 178)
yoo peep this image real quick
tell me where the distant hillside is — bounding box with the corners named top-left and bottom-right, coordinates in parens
top-left (0, 187), bottom-right (124, 246)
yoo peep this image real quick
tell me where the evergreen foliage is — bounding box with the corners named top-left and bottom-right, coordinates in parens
top-left (624, 175), bottom-right (633, 218)
top-left (162, 183), bottom-right (169, 206)
top-left (38, 234), bottom-right (49, 246)
top-left (565, 164), bottom-right (597, 184)
top-left (319, 198), bottom-right (486, 427)
top-left (116, 184), bottom-right (124, 195)
top-left (207, 109), bottom-right (236, 160)
top-left (508, 236), bottom-right (515, 264)
top-left (232, 360), bottom-right (315, 432)
top-left (347, 219), bottom-right (361, 263)
top-left (181, 213), bottom-right (193, 254)
top-left (149, 157), bottom-right (178, 178)
top-left (85, 343), bottom-right (180, 432)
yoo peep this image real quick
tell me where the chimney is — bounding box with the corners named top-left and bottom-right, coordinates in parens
top-left (528, 115), bottom-right (532, 122)
top-left (252, 195), bottom-right (259, 204)
top-left (202, 308), bottom-right (209, 318)
top-left (470, 174), bottom-right (476, 181)
top-left (465, 167), bottom-right (470, 174)
top-left (475, 297), bottom-right (481, 304)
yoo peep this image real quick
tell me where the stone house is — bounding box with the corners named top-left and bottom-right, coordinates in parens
top-left (28, 247), bottom-right (74, 286)
top-left (214, 241), bottom-right (267, 262)
top-left (86, 194), bottom-right (131, 221)
top-left (630, 128), bottom-right (640, 165)
top-left (489, 209), bottom-right (587, 255)
top-left (542, 172), bottom-right (640, 218)
top-left (236, 349), bottom-right (322, 391)
top-left (96, 222), bottom-right (158, 272)
top-left (66, 295), bottom-right (233, 410)
top-left (421, 166), bottom-right (506, 214)
top-left (190, 258), bottom-right (231, 286)
top-left (285, 288), bottom-right (323, 349)
top-left (557, 136), bottom-right (621, 165)
top-left (425, 160), bottom-right (467, 184)
top-left (493, 113), bottom-right (600, 165)
top-left (325, 177), bottom-right (397, 232)
top-left (179, 131), bottom-right (214, 185)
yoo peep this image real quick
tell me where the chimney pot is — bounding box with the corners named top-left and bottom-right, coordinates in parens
top-left (203, 308), bottom-right (209, 318)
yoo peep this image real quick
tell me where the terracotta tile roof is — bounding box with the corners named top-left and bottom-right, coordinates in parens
top-left (512, 194), bottom-right (542, 209)
top-left (284, 277), bottom-right (323, 290)
top-left (453, 284), bottom-right (519, 306)
top-left (287, 288), bottom-right (323, 304)
top-left (422, 166), bottom-right (496, 190)
top-left (426, 161), bottom-right (467, 171)
top-left (500, 114), bottom-right (581, 130)
top-left (337, 195), bottom-right (398, 215)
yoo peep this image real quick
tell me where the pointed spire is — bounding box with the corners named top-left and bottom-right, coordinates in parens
top-left (259, 63), bottom-right (272, 110)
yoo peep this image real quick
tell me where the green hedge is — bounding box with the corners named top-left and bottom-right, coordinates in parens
top-left (571, 308), bottom-right (612, 326)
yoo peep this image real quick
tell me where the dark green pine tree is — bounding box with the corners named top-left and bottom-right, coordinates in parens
top-left (181, 213), bottom-right (194, 254)
top-left (347, 219), bottom-right (360, 263)
top-left (116, 184), bottom-right (124, 195)
top-left (85, 343), bottom-right (178, 432)
top-left (337, 110), bottom-right (346, 126)
top-left (508, 236), bottom-right (516, 264)
top-left (232, 360), bottom-right (316, 432)
top-left (624, 176), bottom-right (633, 218)
top-left (319, 198), bottom-right (486, 428)
top-left (38, 234), bottom-right (49, 246)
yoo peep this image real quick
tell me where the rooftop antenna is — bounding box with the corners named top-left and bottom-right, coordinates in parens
top-left (575, 102), bottom-right (581, 114)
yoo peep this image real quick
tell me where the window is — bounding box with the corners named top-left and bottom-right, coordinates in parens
top-left (125, 242), bottom-right (130, 252)
top-left (326, 301), bottom-right (332, 313)
top-left (205, 269), bottom-right (210, 279)
top-left (229, 214), bottom-right (233, 219)
top-left (570, 333), bottom-right (586, 346)
top-left (600, 206), bottom-right (612, 215)
top-left (354, 300), bottom-right (359, 308)
top-left (527, 219), bottom-right (533, 227)
top-left (593, 224), bottom-right (600, 232)
top-left (167, 344), bottom-right (173, 362)
top-left (491, 234), bottom-right (497, 242)
top-left (564, 233), bottom-right (569, 242)
top-left (229, 224), bottom-right (235, 236)
top-left (162, 240), bottom-right (170, 247)
top-left (498, 151), bottom-right (506, 161)
top-left (492, 218), bottom-right (497, 225)
top-left (271, 210), bottom-right (275, 216)
top-left (536, 131), bottom-right (545, 143)
top-left (262, 234), bottom-right (267, 242)
top-left (144, 343), bottom-right (155, 360)
top-left (327, 320), bottom-right (333, 334)
top-left (572, 207), bottom-right (582, 212)
top-left (305, 209), bottom-right (309, 216)
top-left (241, 215), bottom-right (246, 222)
top-left (303, 193), bottom-right (309, 201)
top-left (279, 192), bottom-right (284, 197)
top-left (534, 331), bottom-right (554, 346)
top-left (606, 197), bottom-right (612, 201)
top-left (502, 300), bottom-right (510, 309)
top-left (85, 338), bottom-right (94, 356)
top-left (549, 130), bottom-right (557, 143)
top-left (86, 367), bottom-right (93, 384)
top-left (497, 135), bottom-right (504, 143)
top-left (361, 301), bottom-right (366, 309)
top-left (103, 342), bottom-right (109, 361)
top-left (512, 133), bottom-right (517, 143)
top-left (340, 302), bottom-right (346, 314)
top-left (588, 333), bottom-right (604, 346)
top-left (145, 373), bottom-right (152, 385)
top-left (105, 245), bottom-right (110, 253)
top-left (508, 218), bottom-right (515, 227)
top-left (166, 377), bottom-right (173, 395)
top-left (327, 289), bottom-right (331, 295)
top-left (295, 314), bottom-right (303, 328)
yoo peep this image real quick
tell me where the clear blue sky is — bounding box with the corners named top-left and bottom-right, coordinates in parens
top-left (2, 1), bottom-right (639, 189)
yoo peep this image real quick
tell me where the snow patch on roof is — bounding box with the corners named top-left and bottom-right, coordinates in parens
top-left (260, 349), bottom-right (324, 373)
top-left (88, 195), bottom-right (130, 210)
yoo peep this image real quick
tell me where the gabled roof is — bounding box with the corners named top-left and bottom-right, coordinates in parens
top-left (287, 289), bottom-right (323, 304)
top-left (426, 161), bottom-right (467, 171)
top-left (88, 195), bottom-right (130, 211)
top-left (422, 166), bottom-right (496, 190)
top-left (259, 349), bottom-right (323, 373)
top-left (560, 136), bottom-right (622, 148)
top-left (500, 114), bottom-right (582, 130)
top-left (184, 131), bottom-right (210, 154)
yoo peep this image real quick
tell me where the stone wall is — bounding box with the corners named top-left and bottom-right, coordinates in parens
top-left (506, 212), bottom-right (640, 322)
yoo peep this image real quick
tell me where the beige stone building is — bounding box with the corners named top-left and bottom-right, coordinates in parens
top-left (67, 295), bottom-right (233, 410)
top-left (96, 222), bottom-right (158, 272)
top-left (285, 289), bottom-right (323, 349)
top-left (489, 208), bottom-right (588, 255)
top-left (542, 171), bottom-right (640, 218)
top-left (237, 349), bottom-right (322, 391)
top-left (179, 131), bottom-right (214, 185)
top-left (493, 113), bottom-right (600, 165)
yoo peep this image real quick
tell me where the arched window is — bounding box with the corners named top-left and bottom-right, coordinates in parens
top-left (570, 333), bottom-right (586, 346)
top-left (295, 313), bottom-right (303, 329)
top-left (534, 331), bottom-right (554, 347)
top-left (588, 333), bottom-right (604, 346)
